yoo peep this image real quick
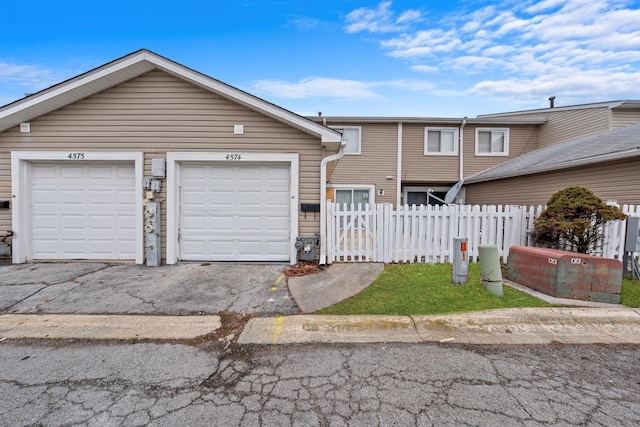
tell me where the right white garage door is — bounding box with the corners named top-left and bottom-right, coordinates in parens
top-left (179, 163), bottom-right (291, 261)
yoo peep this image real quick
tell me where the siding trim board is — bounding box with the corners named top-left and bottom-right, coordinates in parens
top-left (165, 152), bottom-right (300, 265)
top-left (10, 151), bottom-right (145, 264)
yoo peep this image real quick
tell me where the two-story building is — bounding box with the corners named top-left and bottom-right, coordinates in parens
top-left (1, 50), bottom-right (639, 265)
top-left (313, 100), bottom-right (640, 209)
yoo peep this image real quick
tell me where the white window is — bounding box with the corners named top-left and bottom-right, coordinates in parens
top-left (335, 188), bottom-right (371, 207)
top-left (331, 126), bottom-right (361, 155)
top-left (424, 127), bottom-right (459, 155)
top-left (403, 186), bottom-right (449, 206)
top-left (476, 128), bottom-right (509, 156)
top-left (332, 185), bottom-right (374, 229)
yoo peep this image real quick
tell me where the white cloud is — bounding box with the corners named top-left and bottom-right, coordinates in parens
top-left (0, 61), bottom-right (54, 88)
top-left (286, 15), bottom-right (320, 31)
top-left (253, 77), bottom-right (379, 99)
top-left (411, 64), bottom-right (438, 73)
top-left (525, 0), bottom-right (567, 14)
top-left (344, 0), bottom-right (640, 105)
top-left (253, 77), bottom-right (440, 100)
top-left (468, 69), bottom-right (640, 100)
top-left (345, 1), bottom-right (421, 33)
top-left (396, 9), bottom-right (422, 24)
top-left (381, 29), bottom-right (463, 58)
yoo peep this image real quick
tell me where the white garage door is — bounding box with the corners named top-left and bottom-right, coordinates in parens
top-left (30, 162), bottom-right (136, 260)
top-left (180, 164), bottom-right (290, 261)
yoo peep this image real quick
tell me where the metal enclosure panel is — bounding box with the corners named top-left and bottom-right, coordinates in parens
top-left (507, 246), bottom-right (622, 303)
top-left (625, 216), bottom-right (640, 252)
top-left (452, 237), bottom-right (469, 284)
top-left (144, 201), bottom-right (162, 266)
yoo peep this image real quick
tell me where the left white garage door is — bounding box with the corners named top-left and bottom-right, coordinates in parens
top-left (30, 162), bottom-right (136, 260)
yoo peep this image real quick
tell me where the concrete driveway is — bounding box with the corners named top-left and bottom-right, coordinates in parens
top-left (0, 262), bottom-right (298, 316)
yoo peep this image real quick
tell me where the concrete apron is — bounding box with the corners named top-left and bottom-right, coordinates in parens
top-left (238, 307), bottom-right (640, 345)
top-left (0, 314), bottom-right (221, 341)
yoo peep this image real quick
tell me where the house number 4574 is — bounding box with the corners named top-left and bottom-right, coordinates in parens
top-left (225, 154), bottom-right (241, 160)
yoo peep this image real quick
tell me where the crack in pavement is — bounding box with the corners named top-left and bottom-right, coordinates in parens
top-left (1, 343), bottom-right (639, 426)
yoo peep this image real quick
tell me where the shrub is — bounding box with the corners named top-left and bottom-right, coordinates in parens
top-left (533, 186), bottom-right (626, 254)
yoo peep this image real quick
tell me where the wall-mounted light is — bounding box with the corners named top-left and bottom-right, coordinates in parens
top-left (385, 176), bottom-right (393, 180)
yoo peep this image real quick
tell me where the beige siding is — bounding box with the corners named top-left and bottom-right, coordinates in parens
top-left (465, 158), bottom-right (640, 206)
top-left (329, 123), bottom-right (398, 204)
top-left (463, 124), bottom-right (539, 177)
top-left (402, 123), bottom-right (459, 183)
top-left (612, 109), bottom-right (640, 128)
top-left (0, 70), bottom-right (326, 260)
top-left (488, 108), bottom-right (611, 147)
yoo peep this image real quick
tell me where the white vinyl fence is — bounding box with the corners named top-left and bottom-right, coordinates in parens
top-left (325, 202), bottom-right (640, 264)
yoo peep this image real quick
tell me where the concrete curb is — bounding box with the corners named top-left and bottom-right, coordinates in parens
top-left (0, 314), bottom-right (221, 341)
top-left (238, 308), bottom-right (640, 345)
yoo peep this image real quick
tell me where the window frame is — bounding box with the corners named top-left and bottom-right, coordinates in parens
top-left (475, 128), bottom-right (510, 156)
top-left (330, 126), bottom-right (362, 155)
top-left (330, 184), bottom-right (375, 207)
top-left (402, 186), bottom-right (450, 206)
top-left (424, 127), bottom-right (459, 156)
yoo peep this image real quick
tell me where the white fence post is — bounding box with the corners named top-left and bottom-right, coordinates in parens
top-left (324, 202), bottom-right (637, 264)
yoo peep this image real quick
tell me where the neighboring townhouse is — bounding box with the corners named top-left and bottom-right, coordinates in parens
top-left (314, 100), bottom-right (640, 209)
top-left (478, 100), bottom-right (640, 147)
top-left (0, 50), bottom-right (343, 265)
top-left (308, 116), bottom-right (545, 207)
top-left (464, 123), bottom-right (640, 206)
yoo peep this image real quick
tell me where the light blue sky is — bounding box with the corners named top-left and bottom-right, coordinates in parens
top-left (2, 0), bottom-right (640, 117)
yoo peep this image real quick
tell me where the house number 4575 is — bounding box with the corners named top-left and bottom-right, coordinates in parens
top-left (67, 152), bottom-right (85, 160)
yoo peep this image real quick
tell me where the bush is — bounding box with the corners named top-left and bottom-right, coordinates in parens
top-left (533, 186), bottom-right (626, 254)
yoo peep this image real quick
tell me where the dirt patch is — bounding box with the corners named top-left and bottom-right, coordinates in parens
top-left (284, 262), bottom-right (323, 277)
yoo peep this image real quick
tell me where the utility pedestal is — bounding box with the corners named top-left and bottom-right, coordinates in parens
top-left (144, 201), bottom-right (162, 267)
top-left (452, 237), bottom-right (469, 284)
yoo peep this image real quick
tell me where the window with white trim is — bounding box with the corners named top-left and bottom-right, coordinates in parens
top-left (332, 186), bottom-right (374, 229)
top-left (475, 128), bottom-right (509, 156)
top-left (335, 188), bottom-right (371, 207)
top-left (424, 127), bottom-right (459, 155)
top-left (331, 126), bottom-right (361, 155)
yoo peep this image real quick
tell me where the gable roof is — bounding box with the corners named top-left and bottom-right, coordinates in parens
top-left (478, 100), bottom-right (640, 118)
top-left (465, 123), bottom-right (640, 184)
top-left (0, 49), bottom-right (342, 146)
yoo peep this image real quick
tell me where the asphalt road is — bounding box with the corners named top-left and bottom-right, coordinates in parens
top-left (1, 341), bottom-right (639, 426)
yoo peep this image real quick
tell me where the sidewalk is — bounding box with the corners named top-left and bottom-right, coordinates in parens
top-left (238, 307), bottom-right (640, 345)
top-left (0, 314), bottom-right (222, 341)
top-left (3, 307), bottom-right (639, 345)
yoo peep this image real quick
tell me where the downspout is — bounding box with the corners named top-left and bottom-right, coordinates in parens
top-left (320, 141), bottom-right (347, 265)
top-left (459, 117), bottom-right (467, 181)
top-left (396, 122), bottom-right (403, 206)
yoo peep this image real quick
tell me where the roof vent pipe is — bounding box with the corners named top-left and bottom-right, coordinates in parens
top-left (548, 96), bottom-right (556, 108)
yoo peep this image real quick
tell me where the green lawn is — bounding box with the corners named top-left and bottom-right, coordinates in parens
top-left (317, 263), bottom-right (554, 315)
top-left (622, 277), bottom-right (640, 307)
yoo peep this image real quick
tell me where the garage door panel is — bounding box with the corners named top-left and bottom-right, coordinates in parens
top-left (31, 162), bottom-right (136, 260)
top-left (180, 164), bottom-right (291, 261)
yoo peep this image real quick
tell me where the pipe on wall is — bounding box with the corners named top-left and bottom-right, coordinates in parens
top-left (319, 142), bottom-right (347, 265)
